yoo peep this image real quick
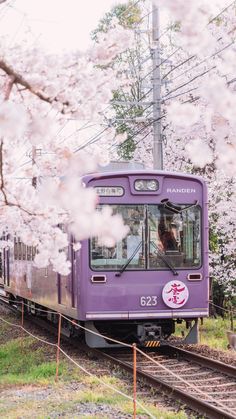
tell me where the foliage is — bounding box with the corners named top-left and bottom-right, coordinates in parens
top-left (175, 316), bottom-right (236, 350)
top-left (145, 1), bottom-right (236, 295)
top-left (91, 0), bottom-right (236, 295)
top-left (91, 1), bottom-right (152, 161)
top-left (0, 336), bottom-right (64, 384)
top-left (91, 1), bottom-right (142, 39)
top-left (0, 2), bottom-right (135, 274)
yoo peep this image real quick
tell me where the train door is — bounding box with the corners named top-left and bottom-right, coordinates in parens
top-left (57, 240), bottom-right (76, 307)
top-left (70, 241), bottom-right (77, 308)
top-left (58, 273), bottom-right (69, 306)
top-left (3, 247), bottom-right (10, 286)
top-left (0, 251), bottom-right (3, 286)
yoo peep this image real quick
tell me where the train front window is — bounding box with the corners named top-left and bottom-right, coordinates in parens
top-left (148, 205), bottom-right (201, 269)
top-left (90, 204), bottom-right (201, 271)
top-left (90, 205), bottom-right (145, 271)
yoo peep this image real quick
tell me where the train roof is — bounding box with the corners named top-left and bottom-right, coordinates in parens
top-left (82, 161), bottom-right (207, 185)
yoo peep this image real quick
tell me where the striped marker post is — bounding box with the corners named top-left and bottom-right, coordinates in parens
top-left (133, 343), bottom-right (137, 419)
top-left (55, 313), bottom-right (62, 382)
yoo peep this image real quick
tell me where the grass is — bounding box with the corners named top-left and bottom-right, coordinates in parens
top-left (1, 313), bottom-right (234, 418)
top-left (74, 389), bottom-right (187, 418)
top-left (0, 315), bottom-right (188, 419)
top-left (0, 336), bottom-right (66, 385)
top-left (175, 316), bottom-right (236, 350)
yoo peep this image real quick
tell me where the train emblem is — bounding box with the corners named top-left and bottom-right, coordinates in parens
top-left (162, 281), bottom-right (189, 308)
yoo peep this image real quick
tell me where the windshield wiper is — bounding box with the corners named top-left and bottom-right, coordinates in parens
top-left (115, 241), bottom-right (143, 277)
top-left (150, 240), bottom-right (179, 276)
top-left (161, 199), bottom-right (198, 214)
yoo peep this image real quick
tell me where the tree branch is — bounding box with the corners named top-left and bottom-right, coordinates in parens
top-left (0, 139), bottom-right (44, 217)
top-left (4, 75), bottom-right (15, 100)
top-left (0, 59), bottom-right (70, 112)
top-left (0, 59), bottom-right (53, 104)
top-left (0, 139), bottom-right (8, 205)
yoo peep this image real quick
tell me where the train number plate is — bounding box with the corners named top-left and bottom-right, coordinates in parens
top-left (140, 296), bottom-right (158, 307)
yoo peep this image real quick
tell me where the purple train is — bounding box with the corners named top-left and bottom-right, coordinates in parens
top-left (0, 163), bottom-right (209, 347)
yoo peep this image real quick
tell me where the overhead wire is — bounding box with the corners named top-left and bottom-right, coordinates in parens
top-left (162, 0), bottom-right (236, 88)
top-left (0, 1), bottom-right (152, 172)
top-left (62, 2), bottom-right (155, 152)
top-left (208, 0), bottom-right (236, 25)
top-left (118, 39), bottom-right (235, 150)
top-left (170, 40), bottom-right (235, 84)
top-left (162, 0), bottom-right (236, 83)
top-left (163, 37), bottom-right (235, 102)
top-left (164, 66), bottom-right (215, 100)
top-left (77, 54), bottom-right (181, 154)
top-left (8, 0), bottom-right (236, 161)
top-left (162, 86), bottom-right (198, 103)
top-left (102, 1), bottom-right (236, 154)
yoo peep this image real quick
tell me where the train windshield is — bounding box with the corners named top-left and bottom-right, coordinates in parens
top-left (90, 204), bottom-right (201, 271)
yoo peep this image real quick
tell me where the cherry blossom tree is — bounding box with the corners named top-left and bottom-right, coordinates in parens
top-left (155, 0), bottom-right (236, 303)
top-left (0, 2), bottom-right (134, 274)
top-left (98, 0), bottom-right (236, 302)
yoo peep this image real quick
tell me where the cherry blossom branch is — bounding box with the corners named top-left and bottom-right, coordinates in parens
top-left (0, 199), bottom-right (43, 217)
top-left (0, 59), bottom-right (51, 100)
top-left (0, 139), bottom-right (44, 218)
top-left (0, 140), bottom-right (8, 205)
top-left (3, 75), bottom-right (15, 100)
top-left (0, 59), bottom-right (70, 111)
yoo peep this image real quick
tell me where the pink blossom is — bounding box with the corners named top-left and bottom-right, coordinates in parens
top-left (0, 101), bottom-right (28, 137)
top-left (167, 102), bottom-right (200, 127)
top-left (185, 138), bottom-right (213, 168)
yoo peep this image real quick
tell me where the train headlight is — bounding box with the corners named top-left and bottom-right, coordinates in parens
top-left (134, 179), bottom-right (159, 191)
top-left (147, 180), bottom-right (158, 190)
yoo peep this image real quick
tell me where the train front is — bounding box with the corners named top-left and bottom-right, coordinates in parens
top-left (79, 170), bottom-right (209, 348)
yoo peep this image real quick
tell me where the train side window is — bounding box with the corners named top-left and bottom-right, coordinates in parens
top-left (27, 246), bottom-right (32, 261)
top-left (32, 246), bottom-right (37, 260)
top-left (18, 240), bottom-right (22, 260)
top-left (58, 224), bottom-right (66, 233)
top-left (14, 238), bottom-right (18, 260)
top-left (22, 244), bottom-right (26, 260)
top-left (0, 252), bottom-right (2, 278)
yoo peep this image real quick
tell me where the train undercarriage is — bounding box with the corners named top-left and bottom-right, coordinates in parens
top-left (3, 292), bottom-right (199, 349)
top-left (85, 319), bottom-right (199, 348)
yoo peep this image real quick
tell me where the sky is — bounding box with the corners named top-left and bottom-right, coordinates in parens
top-left (0, 0), bottom-right (129, 156)
top-left (0, 0), bottom-right (124, 51)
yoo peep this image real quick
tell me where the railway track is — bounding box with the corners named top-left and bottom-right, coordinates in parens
top-left (1, 297), bottom-right (236, 418)
top-left (98, 346), bottom-right (236, 419)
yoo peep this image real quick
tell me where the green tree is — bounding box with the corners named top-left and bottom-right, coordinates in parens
top-left (91, 1), bottom-right (150, 160)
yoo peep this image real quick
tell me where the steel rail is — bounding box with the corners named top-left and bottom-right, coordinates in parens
top-left (97, 349), bottom-right (236, 419)
top-left (164, 344), bottom-right (236, 379)
top-left (1, 298), bottom-right (235, 418)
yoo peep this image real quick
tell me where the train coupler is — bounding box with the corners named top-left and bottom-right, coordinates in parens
top-left (137, 323), bottom-right (162, 346)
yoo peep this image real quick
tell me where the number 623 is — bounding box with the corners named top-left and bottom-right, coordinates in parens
top-left (140, 296), bottom-right (158, 306)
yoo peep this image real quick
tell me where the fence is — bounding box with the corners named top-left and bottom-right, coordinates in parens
top-left (0, 298), bottom-right (236, 418)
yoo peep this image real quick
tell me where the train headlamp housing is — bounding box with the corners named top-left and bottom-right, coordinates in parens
top-left (134, 179), bottom-right (159, 192)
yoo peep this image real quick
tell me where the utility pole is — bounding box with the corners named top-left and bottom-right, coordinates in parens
top-left (152, 3), bottom-right (163, 170)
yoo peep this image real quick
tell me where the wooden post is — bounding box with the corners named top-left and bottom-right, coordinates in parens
top-left (21, 301), bottom-right (24, 327)
top-left (133, 343), bottom-right (137, 419)
top-left (229, 304), bottom-right (234, 332)
top-left (55, 313), bottom-right (62, 382)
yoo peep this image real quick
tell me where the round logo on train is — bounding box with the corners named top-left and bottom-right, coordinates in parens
top-left (162, 280), bottom-right (189, 308)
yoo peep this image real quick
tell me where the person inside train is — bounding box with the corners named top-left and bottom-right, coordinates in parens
top-left (158, 215), bottom-right (178, 252)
